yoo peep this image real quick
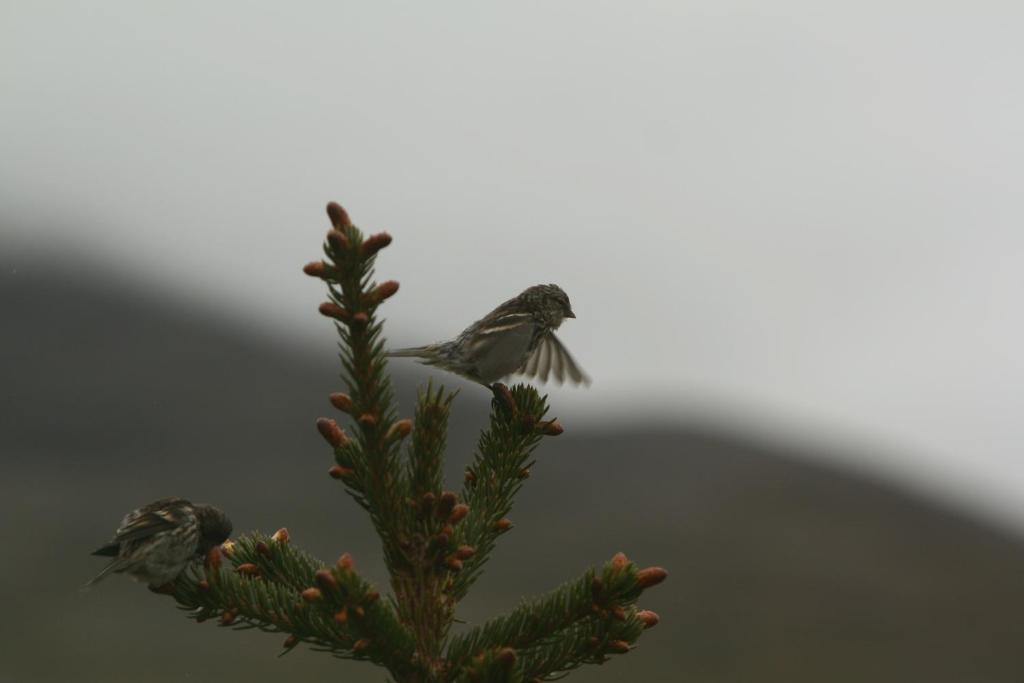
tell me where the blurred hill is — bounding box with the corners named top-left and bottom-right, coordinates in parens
top-left (2, 260), bottom-right (1023, 682)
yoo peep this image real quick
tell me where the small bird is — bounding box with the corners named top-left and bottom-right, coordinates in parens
top-left (388, 284), bottom-right (590, 386)
top-left (88, 497), bottom-right (232, 588)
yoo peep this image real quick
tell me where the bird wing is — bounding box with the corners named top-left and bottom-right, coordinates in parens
top-left (114, 498), bottom-right (190, 545)
top-left (519, 332), bottom-right (591, 385)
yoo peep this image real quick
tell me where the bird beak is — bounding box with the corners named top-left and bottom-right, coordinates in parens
top-left (566, 309), bottom-right (576, 318)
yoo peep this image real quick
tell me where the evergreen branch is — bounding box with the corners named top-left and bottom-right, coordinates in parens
top-left (445, 553), bottom-right (666, 680)
top-left (168, 531), bottom-right (419, 678)
top-left (452, 384), bottom-right (553, 599)
top-left (313, 207), bottom-right (411, 579)
top-left (408, 381), bottom-right (456, 502)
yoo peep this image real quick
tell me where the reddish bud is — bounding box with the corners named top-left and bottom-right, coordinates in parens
top-left (419, 492), bottom-right (436, 517)
top-left (445, 556), bottom-right (463, 572)
top-left (436, 491), bottom-right (457, 518)
top-left (367, 280), bottom-right (399, 305)
top-left (539, 419), bottom-right (564, 436)
top-left (454, 545), bottom-right (475, 560)
top-left (610, 552), bottom-right (629, 572)
top-left (448, 504), bottom-right (470, 524)
top-left (329, 392), bottom-right (355, 413)
top-left (464, 468), bottom-right (476, 484)
top-left (352, 605), bottom-right (365, 619)
top-left (636, 567), bottom-right (668, 589)
top-left (337, 553), bottom-right (354, 571)
top-left (315, 569), bottom-right (338, 592)
top-left (610, 605), bottom-right (627, 621)
top-left (496, 647), bottom-right (517, 667)
top-left (205, 546), bottom-right (222, 570)
top-left (197, 580), bottom-right (210, 593)
top-left (365, 591), bottom-right (380, 603)
top-left (607, 640), bottom-right (631, 654)
top-left (319, 302), bottom-right (351, 321)
top-left (636, 610), bottom-right (660, 629)
top-left (386, 418), bottom-right (413, 440)
top-left (518, 468), bottom-right (530, 479)
top-left (329, 465), bottom-right (354, 479)
top-left (316, 417), bottom-right (349, 447)
top-left (236, 563), bottom-right (260, 577)
top-left (353, 638), bottom-right (371, 652)
top-left (301, 587), bottom-right (323, 603)
top-left (351, 312), bottom-right (369, 325)
top-left (255, 541), bottom-right (271, 557)
top-left (283, 634), bottom-right (299, 649)
top-left (303, 261), bottom-right (332, 278)
top-left (493, 517), bottom-right (512, 532)
top-left (219, 610), bottom-right (237, 626)
top-left (334, 607), bottom-right (348, 624)
top-left (272, 528), bottom-right (290, 544)
top-left (361, 232), bottom-right (392, 257)
top-left (357, 413), bottom-right (377, 428)
top-left (327, 229), bottom-right (349, 253)
top-left (326, 202), bottom-right (352, 228)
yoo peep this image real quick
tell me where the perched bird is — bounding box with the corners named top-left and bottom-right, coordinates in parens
top-left (388, 284), bottom-right (590, 386)
top-left (88, 497), bottom-right (232, 588)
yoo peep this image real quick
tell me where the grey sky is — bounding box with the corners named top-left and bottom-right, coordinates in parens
top-left (3, 2), bottom-right (1024, 527)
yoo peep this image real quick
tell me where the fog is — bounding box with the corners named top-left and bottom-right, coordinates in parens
top-left (4, 3), bottom-right (1024, 530)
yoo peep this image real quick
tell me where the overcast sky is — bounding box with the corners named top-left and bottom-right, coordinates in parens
top-left (3, 1), bottom-right (1024, 528)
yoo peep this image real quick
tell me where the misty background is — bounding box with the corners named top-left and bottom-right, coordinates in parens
top-left (3, 2), bottom-right (1024, 681)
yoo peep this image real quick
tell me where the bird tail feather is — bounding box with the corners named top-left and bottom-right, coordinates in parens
top-left (386, 346), bottom-right (433, 358)
top-left (83, 560), bottom-right (121, 589)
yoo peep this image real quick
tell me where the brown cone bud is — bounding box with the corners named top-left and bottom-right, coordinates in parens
top-left (636, 610), bottom-right (660, 629)
top-left (272, 528), bottom-right (290, 544)
top-left (419, 491), bottom-right (436, 517)
top-left (357, 413), bottom-right (377, 428)
top-left (361, 232), bottom-right (392, 257)
top-left (353, 605), bottom-right (365, 618)
top-left (353, 638), bottom-right (371, 652)
top-left (197, 579), bottom-right (210, 592)
top-left (327, 229), bottom-right (349, 252)
top-left (316, 417), bottom-right (349, 447)
top-left (334, 607), bottom-right (348, 624)
top-left (365, 591), bottom-right (380, 603)
top-left (448, 504), bottom-right (470, 524)
top-left (301, 587), bottom-right (323, 603)
top-left (351, 312), bottom-right (369, 325)
top-left (496, 647), bottom-right (516, 667)
top-left (607, 640), bottom-right (631, 654)
top-left (329, 392), bottom-right (355, 413)
top-left (636, 566), bottom-right (668, 589)
top-left (464, 468), bottom-right (476, 484)
top-left (366, 280), bottom-right (399, 305)
top-left (319, 302), bottom-right (351, 321)
top-left (436, 491), bottom-right (457, 518)
top-left (445, 556), bottom-right (463, 572)
top-left (386, 418), bottom-right (413, 440)
top-left (315, 569), bottom-right (338, 592)
top-left (337, 553), bottom-right (354, 571)
top-left (236, 563), bottom-right (260, 576)
top-left (493, 517), bottom-right (512, 532)
top-left (518, 468), bottom-right (530, 479)
top-left (539, 419), bottom-right (564, 436)
top-left (326, 202), bottom-right (352, 228)
top-left (610, 605), bottom-right (627, 621)
top-left (329, 465), bottom-right (354, 479)
top-left (205, 546), bottom-right (222, 570)
top-left (454, 545), bottom-right (475, 559)
top-left (283, 634), bottom-right (299, 649)
top-left (219, 610), bottom-right (237, 626)
top-left (303, 261), bottom-right (332, 278)
top-left (610, 552), bottom-right (629, 572)
top-left (255, 541), bottom-right (271, 557)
